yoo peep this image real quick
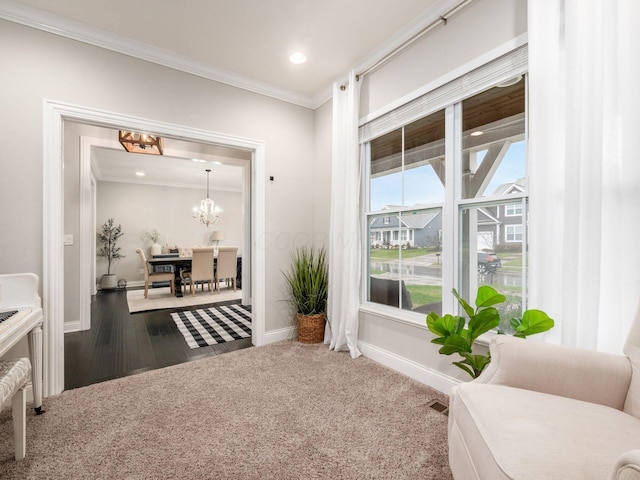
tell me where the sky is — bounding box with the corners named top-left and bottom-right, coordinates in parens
top-left (370, 141), bottom-right (525, 211)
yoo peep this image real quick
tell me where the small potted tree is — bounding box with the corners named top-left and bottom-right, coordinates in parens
top-left (97, 218), bottom-right (125, 290)
top-left (283, 246), bottom-right (329, 343)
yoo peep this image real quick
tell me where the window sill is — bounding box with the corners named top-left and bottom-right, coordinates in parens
top-left (359, 302), bottom-right (496, 347)
top-left (359, 302), bottom-right (428, 330)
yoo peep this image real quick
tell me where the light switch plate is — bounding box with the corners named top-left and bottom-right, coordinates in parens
top-left (63, 234), bottom-right (74, 246)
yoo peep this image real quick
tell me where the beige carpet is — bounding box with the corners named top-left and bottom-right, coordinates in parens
top-left (0, 342), bottom-right (452, 479)
top-left (126, 286), bottom-right (242, 313)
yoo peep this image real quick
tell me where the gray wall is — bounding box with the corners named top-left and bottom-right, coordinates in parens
top-left (360, 0), bottom-right (528, 118)
top-left (0, 19), bottom-right (319, 341)
top-left (0, 0), bottom-right (526, 391)
top-left (312, 98), bottom-right (333, 248)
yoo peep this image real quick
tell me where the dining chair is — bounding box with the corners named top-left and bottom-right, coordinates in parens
top-left (181, 246), bottom-right (215, 296)
top-left (216, 246), bottom-right (239, 292)
top-left (136, 248), bottom-right (175, 298)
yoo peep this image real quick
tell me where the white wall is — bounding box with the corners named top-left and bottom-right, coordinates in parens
top-left (96, 181), bottom-right (244, 283)
top-left (356, 0), bottom-right (528, 391)
top-left (0, 18), bottom-right (318, 356)
top-left (360, 0), bottom-right (528, 118)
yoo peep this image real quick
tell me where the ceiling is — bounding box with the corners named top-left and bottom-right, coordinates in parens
top-left (91, 134), bottom-right (251, 191)
top-left (371, 77), bottom-right (525, 161)
top-left (6, 0), bottom-right (465, 187)
top-left (6, 0), bottom-right (446, 108)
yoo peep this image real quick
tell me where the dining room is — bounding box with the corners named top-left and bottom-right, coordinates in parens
top-left (62, 120), bottom-right (254, 389)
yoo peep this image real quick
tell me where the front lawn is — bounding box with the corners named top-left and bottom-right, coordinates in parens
top-left (405, 284), bottom-right (442, 307)
top-left (370, 247), bottom-right (436, 260)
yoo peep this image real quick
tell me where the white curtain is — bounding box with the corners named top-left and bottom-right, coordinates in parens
top-left (326, 70), bottom-right (362, 358)
top-left (528, 0), bottom-right (640, 353)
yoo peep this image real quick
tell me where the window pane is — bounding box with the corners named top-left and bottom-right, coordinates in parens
top-left (370, 110), bottom-right (445, 211)
top-left (370, 129), bottom-right (402, 211)
top-left (368, 209), bottom-right (443, 315)
top-left (459, 201), bottom-right (528, 329)
top-left (461, 77), bottom-right (526, 199)
top-left (399, 209), bottom-right (443, 315)
top-left (368, 213), bottom-right (402, 307)
top-left (403, 110), bottom-right (446, 206)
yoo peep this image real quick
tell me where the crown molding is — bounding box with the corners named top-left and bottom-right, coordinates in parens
top-left (0, 0), bottom-right (317, 109)
top-left (1, 0), bottom-right (478, 111)
top-left (354, 0), bottom-right (471, 76)
top-left (97, 176), bottom-right (243, 193)
top-left (314, 0), bottom-right (476, 106)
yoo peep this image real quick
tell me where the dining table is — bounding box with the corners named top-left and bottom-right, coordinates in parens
top-left (148, 254), bottom-right (242, 297)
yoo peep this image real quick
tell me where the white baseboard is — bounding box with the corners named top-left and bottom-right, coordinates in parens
top-left (358, 340), bottom-right (460, 395)
top-left (263, 326), bottom-right (296, 344)
top-left (64, 320), bottom-right (82, 333)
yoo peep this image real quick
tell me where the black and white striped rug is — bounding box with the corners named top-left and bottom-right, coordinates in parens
top-left (171, 304), bottom-right (252, 348)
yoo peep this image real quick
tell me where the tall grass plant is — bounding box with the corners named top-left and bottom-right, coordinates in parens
top-left (283, 246), bottom-right (328, 316)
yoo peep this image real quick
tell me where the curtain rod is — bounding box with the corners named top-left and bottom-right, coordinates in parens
top-left (340, 0), bottom-right (475, 90)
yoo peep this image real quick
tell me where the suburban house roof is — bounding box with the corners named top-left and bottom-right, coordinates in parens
top-left (491, 178), bottom-right (525, 195)
top-left (370, 208), bottom-right (440, 230)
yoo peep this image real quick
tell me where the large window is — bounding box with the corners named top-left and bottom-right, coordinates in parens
top-left (363, 66), bottom-right (528, 321)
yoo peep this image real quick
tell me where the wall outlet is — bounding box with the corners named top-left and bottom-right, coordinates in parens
top-left (139, 269), bottom-right (144, 275)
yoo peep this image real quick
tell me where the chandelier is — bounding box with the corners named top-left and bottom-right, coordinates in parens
top-left (193, 169), bottom-right (222, 227)
top-left (118, 130), bottom-right (164, 155)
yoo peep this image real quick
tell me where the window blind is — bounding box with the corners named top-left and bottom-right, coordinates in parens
top-left (359, 44), bottom-right (528, 144)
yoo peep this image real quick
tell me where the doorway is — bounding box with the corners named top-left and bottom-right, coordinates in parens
top-left (44, 100), bottom-right (266, 397)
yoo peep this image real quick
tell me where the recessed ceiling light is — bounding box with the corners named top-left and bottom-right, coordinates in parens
top-left (496, 75), bottom-right (523, 87)
top-left (212, 161), bottom-right (222, 165)
top-left (192, 158), bottom-right (207, 163)
top-left (289, 52), bottom-right (307, 64)
top-left (135, 171), bottom-right (145, 176)
top-left (470, 131), bottom-right (484, 136)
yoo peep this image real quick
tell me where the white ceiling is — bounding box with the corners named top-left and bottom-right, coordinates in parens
top-left (7, 0), bottom-right (445, 107)
top-left (91, 136), bottom-right (250, 191)
top-left (6, 0), bottom-right (455, 187)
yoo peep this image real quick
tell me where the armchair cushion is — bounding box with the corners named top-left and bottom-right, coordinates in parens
top-left (450, 382), bottom-right (640, 480)
top-left (623, 307), bottom-right (640, 418)
top-left (478, 335), bottom-right (632, 410)
top-left (609, 450), bottom-right (640, 480)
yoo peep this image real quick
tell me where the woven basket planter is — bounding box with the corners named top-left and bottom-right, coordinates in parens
top-left (296, 313), bottom-right (326, 344)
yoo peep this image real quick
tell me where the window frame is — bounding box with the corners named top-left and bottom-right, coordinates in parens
top-left (505, 224), bottom-right (524, 242)
top-left (360, 45), bottom-right (529, 324)
top-left (505, 203), bottom-right (524, 217)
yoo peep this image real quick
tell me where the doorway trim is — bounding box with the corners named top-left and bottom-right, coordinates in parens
top-left (43, 99), bottom-right (266, 396)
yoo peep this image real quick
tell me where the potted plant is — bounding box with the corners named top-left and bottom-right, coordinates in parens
top-left (141, 228), bottom-right (162, 256)
top-left (426, 286), bottom-right (554, 379)
top-left (97, 218), bottom-right (125, 290)
top-left (283, 246), bottom-right (328, 344)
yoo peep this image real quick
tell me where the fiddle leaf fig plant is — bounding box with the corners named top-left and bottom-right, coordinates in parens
top-left (426, 286), bottom-right (554, 379)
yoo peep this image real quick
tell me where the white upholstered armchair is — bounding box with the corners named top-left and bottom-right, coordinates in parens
top-left (448, 308), bottom-right (640, 480)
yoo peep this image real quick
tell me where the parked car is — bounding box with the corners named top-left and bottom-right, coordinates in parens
top-left (477, 252), bottom-right (501, 274)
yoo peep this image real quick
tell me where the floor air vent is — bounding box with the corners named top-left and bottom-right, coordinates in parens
top-left (427, 400), bottom-right (449, 416)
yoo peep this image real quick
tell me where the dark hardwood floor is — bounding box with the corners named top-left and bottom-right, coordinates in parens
top-left (64, 288), bottom-right (252, 390)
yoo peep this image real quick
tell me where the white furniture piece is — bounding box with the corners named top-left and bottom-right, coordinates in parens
top-left (448, 307), bottom-right (640, 480)
top-left (216, 246), bottom-right (238, 292)
top-left (181, 246), bottom-right (215, 296)
top-left (0, 358), bottom-right (31, 460)
top-left (0, 273), bottom-right (44, 415)
top-left (136, 248), bottom-right (175, 298)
